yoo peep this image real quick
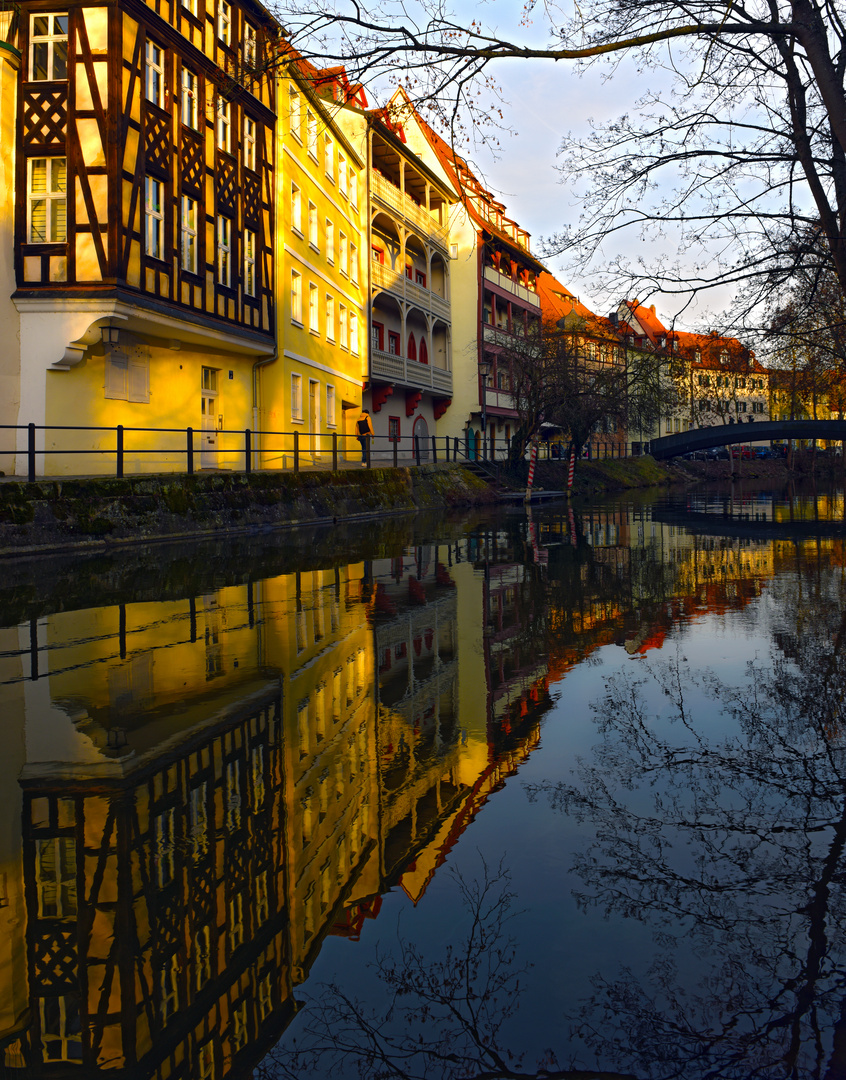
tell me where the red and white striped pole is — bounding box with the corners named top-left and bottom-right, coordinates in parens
top-left (524, 436), bottom-right (539, 502)
top-left (567, 442), bottom-right (578, 495)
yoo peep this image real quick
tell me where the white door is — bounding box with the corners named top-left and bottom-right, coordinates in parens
top-left (200, 367), bottom-right (219, 468)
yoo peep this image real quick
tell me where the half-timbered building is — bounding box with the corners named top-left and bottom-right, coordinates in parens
top-left (7, 0), bottom-right (277, 475)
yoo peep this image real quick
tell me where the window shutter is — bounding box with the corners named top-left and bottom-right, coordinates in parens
top-left (104, 352), bottom-right (129, 399)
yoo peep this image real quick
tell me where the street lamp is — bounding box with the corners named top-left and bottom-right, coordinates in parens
top-left (479, 355), bottom-right (492, 460)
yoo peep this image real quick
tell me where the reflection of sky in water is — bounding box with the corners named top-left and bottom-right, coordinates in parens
top-left (2, 492), bottom-right (845, 1078)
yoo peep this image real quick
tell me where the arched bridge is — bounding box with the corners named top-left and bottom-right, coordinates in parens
top-left (649, 420), bottom-right (846, 460)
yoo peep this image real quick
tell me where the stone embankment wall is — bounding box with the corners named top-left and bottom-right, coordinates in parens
top-left (0, 464), bottom-right (496, 557)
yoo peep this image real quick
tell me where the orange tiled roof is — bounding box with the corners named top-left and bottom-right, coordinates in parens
top-left (538, 272), bottom-right (618, 336)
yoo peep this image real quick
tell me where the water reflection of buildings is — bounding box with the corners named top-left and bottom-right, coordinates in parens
top-left (3, 500), bottom-right (826, 1075)
top-left (0, 538), bottom-right (547, 1076)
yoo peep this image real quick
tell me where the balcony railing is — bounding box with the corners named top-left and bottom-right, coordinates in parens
top-left (484, 386), bottom-right (517, 411)
top-left (371, 348), bottom-right (453, 394)
top-left (372, 260), bottom-right (451, 322)
top-left (483, 265), bottom-right (540, 308)
top-left (372, 172), bottom-right (450, 248)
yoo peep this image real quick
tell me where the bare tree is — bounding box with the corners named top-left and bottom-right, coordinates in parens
top-left (272, 0), bottom-right (846, 316)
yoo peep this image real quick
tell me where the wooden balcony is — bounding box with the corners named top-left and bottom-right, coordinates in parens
top-left (372, 260), bottom-right (451, 322)
top-left (483, 265), bottom-right (540, 309)
top-left (371, 348), bottom-right (453, 394)
top-left (372, 172), bottom-right (450, 249)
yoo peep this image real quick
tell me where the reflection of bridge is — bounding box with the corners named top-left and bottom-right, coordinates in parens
top-left (649, 420), bottom-right (846, 460)
top-left (651, 508), bottom-right (846, 541)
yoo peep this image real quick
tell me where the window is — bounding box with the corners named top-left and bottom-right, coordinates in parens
top-left (371, 322), bottom-right (384, 350)
top-left (195, 926), bottom-right (212, 989)
top-left (30, 14), bottom-right (68, 81)
top-left (289, 86), bottom-right (301, 140)
top-left (326, 219), bottom-right (334, 262)
top-left (181, 67), bottom-right (198, 128)
top-left (182, 0), bottom-right (197, 15)
top-left (350, 171), bottom-right (358, 207)
top-left (243, 116), bottom-right (256, 170)
top-left (339, 232), bottom-right (347, 276)
top-left (216, 97), bottom-right (231, 152)
top-left (327, 385), bottom-right (336, 426)
top-left (339, 305), bottom-right (347, 348)
top-left (307, 110), bottom-right (318, 158)
top-left (244, 229), bottom-right (256, 296)
top-left (389, 416), bottom-right (400, 442)
top-left (308, 201), bottom-right (318, 247)
top-left (736, 377), bottom-right (746, 389)
top-left (40, 996), bottom-right (82, 1062)
top-left (180, 196), bottom-right (198, 273)
top-left (243, 22), bottom-right (257, 67)
top-left (291, 183), bottom-right (302, 233)
top-left (325, 295), bottom-right (334, 341)
top-left (217, 214), bottom-right (231, 286)
top-left (160, 954), bottom-right (179, 1021)
top-left (350, 313), bottom-right (358, 355)
top-left (736, 400), bottom-right (747, 412)
top-left (415, 269), bottom-right (426, 287)
top-left (324, 135), bottom-right (333, 179)
top-left (145, 40), bottom-right (165, 109)
top-left (350, 243), bottom-right (358, 284)
top-left (217, 0), bottom-right (231, 43)
top-left (309, 282), bottom-right (319, 332)
top-left (371, 246), bottom-right (384, 264)
top-left (105, 348), bottom-right (150, 403)
top-left (145, 176), bottom-right (164, 259)
top-left (338, 154), bottom-right (347, 195)
top-left (405, 263), bottom-right (412, 280)
top-left (290, 269), bottom-right (302, 323)
top-left (36, 838), bottom-right (77, 916)
top-left (388, 331), bottom-right (400, 355)
top-left (291, 373), bottom-right (303, 420)
top-left (28, 157), bottom-right (66, 243)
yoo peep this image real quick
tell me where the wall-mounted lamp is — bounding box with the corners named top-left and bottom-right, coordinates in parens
top-left (102, 325), bottom-right (121, 346)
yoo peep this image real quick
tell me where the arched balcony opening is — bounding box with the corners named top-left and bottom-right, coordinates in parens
top-left (430, 254), bottom-right (448, 301)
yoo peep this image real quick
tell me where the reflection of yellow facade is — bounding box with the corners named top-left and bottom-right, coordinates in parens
top-left (259, 564), bottom-right (378, 982)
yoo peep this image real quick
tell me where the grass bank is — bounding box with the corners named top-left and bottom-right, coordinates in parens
top-left (0, 464), bottom-right (495, 558)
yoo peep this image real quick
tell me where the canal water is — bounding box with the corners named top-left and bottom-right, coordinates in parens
top-left (1, 484), bottom-right (845, 1079)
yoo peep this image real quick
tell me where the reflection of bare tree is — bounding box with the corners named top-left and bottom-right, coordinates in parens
top-left (259, 861), bottom-right (636, 1080)
top-left (527, 594), bottom-right (846, 1079)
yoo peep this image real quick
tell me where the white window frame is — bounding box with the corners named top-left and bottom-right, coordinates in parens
top-left (350, 312), bottom-right (358, 355)
top-left (29, 13), bottom-right (68, 81)
top-left (309, 282), bottom-right (319, 333)
top-left (243, 22), bottom-right (257, 67)
top-left (338, 154), bottom-right (347, 196)
top-left (291, 372), bottom-right (303, 421)
top-left (325, 219), bottom-right (334, 263)
top-left (180, 195), bottom-right (198, 273)
top-left (291, 182), bottom-right (302, 234)
top-left (244, 228), bottom-right (256, 296)
top-left (324, 134), bottom-right (333, 180)
top-left (217, 0), bottom-right (231, 44)
top-left (27, 157), bottom-right (67, 243)
top-left (145, 40), bottom-right (165, 109)
top-left (216, 97), bottom-right (231, 153)
top-left (327, 384), bottom-right (336, 427)
top-left (182, 0), bottom-right (198, 17)
top-left (325, 294), bottom-right (335, 341)
top-left (243, 115), bottom-right (256, 171)
top-left (350, 170), bottom-right (358, 208)
top-left (291, 269), bottom-right (302, 323)
top-left (289, 85), bottom-right (301, 141)
top-left (180, 67), bottom-right (198, 129)
top-left (217, 214), bottom-right (231, 287)
top-left (350, 243), bottom-right (358, 284)
top-left (339, 232), bottom-right (347, 276)
top-left (145, 176), bottom-right (164, 259)
top-left (307, 110), bottom-right (318, 159)
top-left (308, 201), bottom-right (318, 248)
top-left (339, 304), bottom-right (347, 349)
